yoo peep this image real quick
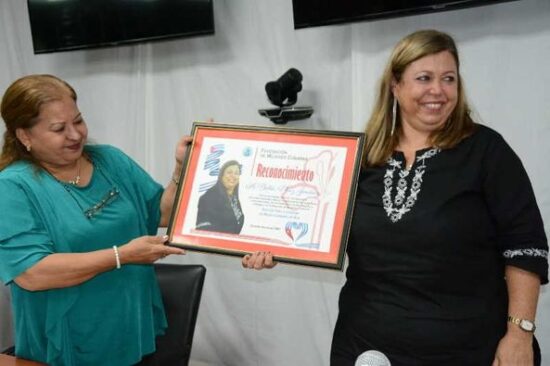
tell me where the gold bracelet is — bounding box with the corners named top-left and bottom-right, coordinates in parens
top-left (507, 315), bottom-right (536, 332)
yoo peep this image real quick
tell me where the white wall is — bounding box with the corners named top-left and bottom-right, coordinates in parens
top-left (0, 0), bottom-right (548, 364)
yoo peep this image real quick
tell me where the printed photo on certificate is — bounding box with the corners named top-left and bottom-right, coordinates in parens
top-left (167, 122), bottom-right (364, 270)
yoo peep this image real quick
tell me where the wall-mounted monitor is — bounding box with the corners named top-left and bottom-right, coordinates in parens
top-left (292, 0), bottom-right (519, 29)
top-left (27, 0), bottom-right (215, 54)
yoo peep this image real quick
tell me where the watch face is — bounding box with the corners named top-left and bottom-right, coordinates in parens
top-left (519, 319), bottom-right (535, 332)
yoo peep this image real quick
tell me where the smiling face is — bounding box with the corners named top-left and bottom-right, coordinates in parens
top-left (16, 95), bottom-right (87, 171)
top-left (393, 50), bottom-right (458, 138)
top-left (221, 164), bottom-right (241, 193)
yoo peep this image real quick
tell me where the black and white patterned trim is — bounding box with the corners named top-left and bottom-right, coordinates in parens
top-left (383, 148), bottom-right (440, 223)
top-left (502, 248), bottom-right (548, 259)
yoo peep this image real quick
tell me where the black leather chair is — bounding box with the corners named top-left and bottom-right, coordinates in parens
top-left (153, 263), bottom-right (206, 366)
top-left (1, 346), bottom-right (14, 356)
top-left (1, 264), bottom-right (206, 366)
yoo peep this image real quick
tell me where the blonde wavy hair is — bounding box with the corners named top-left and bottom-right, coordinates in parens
top-left (363, 29), bottom-right (476, 167)
top-left (0, 74), bottom-right (77, 170)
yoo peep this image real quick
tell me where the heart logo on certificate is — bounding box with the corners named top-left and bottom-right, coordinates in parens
top-left (285, 222), bottom-right (308, 242)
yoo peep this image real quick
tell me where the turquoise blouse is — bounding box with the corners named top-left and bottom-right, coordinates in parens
top-left (0, 145), bottom-right (167, 366)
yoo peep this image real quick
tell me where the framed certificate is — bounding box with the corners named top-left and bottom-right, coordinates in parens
top-left (167, 122), bottom-right (365, 270)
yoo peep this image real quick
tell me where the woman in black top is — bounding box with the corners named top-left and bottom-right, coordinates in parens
top-left (329, 29), bottom-right (548, 365)
top-left (244, 29), bottom-right (548, 365)
top-left (196, 160), bottom-right (244, 234)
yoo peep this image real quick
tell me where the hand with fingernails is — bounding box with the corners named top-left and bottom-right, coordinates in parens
top-left (118, 235), bottom-right (185, 264)
top-left (242, 251), bottom-right (277, 270)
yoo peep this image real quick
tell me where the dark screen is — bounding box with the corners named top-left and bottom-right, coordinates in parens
top-left (27, 0), bottom-right (215, 54)
top-left (292, 0), bottom-right (519, 29)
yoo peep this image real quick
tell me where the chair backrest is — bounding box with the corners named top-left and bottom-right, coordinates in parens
top-left (154, 263), bottom-right (206, 366)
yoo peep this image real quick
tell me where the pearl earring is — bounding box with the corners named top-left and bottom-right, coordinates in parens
top-left (26, 144), bottom-right (31, 152)
top-left (391, 98), bottom-right (397, 136)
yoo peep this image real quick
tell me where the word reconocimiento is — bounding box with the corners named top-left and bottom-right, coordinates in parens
top-left (255, 163), bottom-right (314, 182)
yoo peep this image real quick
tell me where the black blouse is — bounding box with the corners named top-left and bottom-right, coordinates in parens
top-left (333, 124), bottom-right (548, 363)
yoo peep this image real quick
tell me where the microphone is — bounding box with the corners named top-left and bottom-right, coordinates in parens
top-left (355, 350), bottom-right (391, 366)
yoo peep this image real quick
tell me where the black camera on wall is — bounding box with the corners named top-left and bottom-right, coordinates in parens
top-left (259, 68), bottom-right (314, 124)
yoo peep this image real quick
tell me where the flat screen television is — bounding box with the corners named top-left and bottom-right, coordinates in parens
top-left (293, 0), bottom-right (519, 29)
top-left (27, 0), bottom-right (215, 54)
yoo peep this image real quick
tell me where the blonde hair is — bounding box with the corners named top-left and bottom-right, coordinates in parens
top-left (364, 29), bottom-right (476, 167)
top-left (0, 74), bottom-right (77, 170)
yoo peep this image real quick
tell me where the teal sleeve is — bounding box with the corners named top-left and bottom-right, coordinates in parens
top-left (126, 157), bottom-right (163, 235)
top-left (0, 180), bottom-right (54, 284)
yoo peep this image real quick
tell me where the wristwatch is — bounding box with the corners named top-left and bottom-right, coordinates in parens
top-left (507, 315), bottom-right (536, 333)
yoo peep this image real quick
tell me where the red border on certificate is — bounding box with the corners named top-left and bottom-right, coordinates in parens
top-left (167, 122), bottom-right (364, 270)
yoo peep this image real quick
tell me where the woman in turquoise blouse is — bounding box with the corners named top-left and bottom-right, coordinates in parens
top-left (0, 74), bottom-right (188, 365)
